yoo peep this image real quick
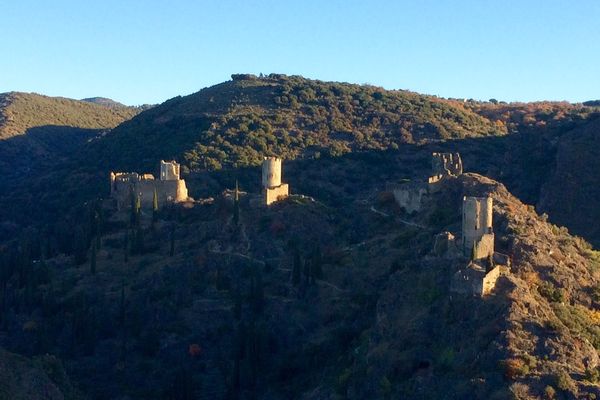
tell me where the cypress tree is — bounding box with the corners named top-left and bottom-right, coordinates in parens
top-left (311, 246), bottom-right (323, 280)
top-left (234, 286), bottom-right (242, 320)
top-left (123, 230), bottom-right (129, 263)
top-left (292, 248), bottom-right (302, 286)
top-left (152, 188), bottom-right (159, 223)
top-left (251, 266), bottom-right (264, 315)
top-left (233, 180), bottom-right (240, 226)
top-left (90, 239), bottom-right (97, 275)
top-left (135, 194), bottom-right (142, 225)
top-left (134, 225), bottom-right (144, 254)
top-left (169, 224), bottom-right (175, 257)
top-left (471, 242), bottom-right (477, 261)
top-left (119, 284), bottom-right (126, 362)
top-left (129, 188), bottom-right (137, 226)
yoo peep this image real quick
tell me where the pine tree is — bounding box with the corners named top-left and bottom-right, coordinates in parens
top-left (90, 239), bottom-right (97, 275)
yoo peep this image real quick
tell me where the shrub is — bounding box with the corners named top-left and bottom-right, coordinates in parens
top-left (544, 385), bottom-right (556, 399)
top-left (584, 366), bottom-right (600, 383)
top-left (502, 358), bottom-right (530, 379)
top-left (555, 370), bottom-right (575, 392)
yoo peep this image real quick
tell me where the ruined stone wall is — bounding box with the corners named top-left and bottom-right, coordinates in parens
top-left (264, 184), bottom-right (289, 206)
top-left (432, 152), bottom-right (462, 177)
top-left (451, 262), bottom-right (501, 297)
top-left (481, 265), bottom-right (501, 296)
top-left (160, 160), bottom-right (181, 181)
top-left (462, 196), bottom-right (493, 255)
top-left (433, 231), bottom-right (456, 256)
top-left (390, 183), bottom-right (427, 213)
top-left (111, 173), bottom-right (189, 210)
top-left (473, 233), bottom-right (495, 260)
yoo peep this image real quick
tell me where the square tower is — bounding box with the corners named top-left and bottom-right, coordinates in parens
top-left (160, 160), bottom-right (181, 181)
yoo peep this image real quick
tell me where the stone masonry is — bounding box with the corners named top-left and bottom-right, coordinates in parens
top-left (110, 160), bottom-right (189, 210)
top-left (262, 157), bottom-right (289, 205)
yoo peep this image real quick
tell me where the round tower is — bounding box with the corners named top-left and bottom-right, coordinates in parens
top-left (262, 157), bottom-right (282, 189)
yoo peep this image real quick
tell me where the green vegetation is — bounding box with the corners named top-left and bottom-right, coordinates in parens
top-left (92, 74), bottom-right (507, 173)
top-left (0, 92), bottom-right (140, 139)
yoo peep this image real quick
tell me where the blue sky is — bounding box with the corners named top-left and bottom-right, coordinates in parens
top-left (1, 0), bottom-right (598, 105)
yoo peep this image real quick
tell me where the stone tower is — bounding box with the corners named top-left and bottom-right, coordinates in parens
top-left (160, 160), bottom-right (181, 181)
top-left (462, 196), bottom-right (494, 259)
top-left (262, 157), bottom-right (282, 189)
top-left (262, 157), bottom-right (289, 205)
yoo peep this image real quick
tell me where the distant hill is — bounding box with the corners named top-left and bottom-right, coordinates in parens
top-left (80, 96), bottom-right (126, 108)
top-left (91, 73), bottom-right (509, 172)
top-left (0, 92), bottom-right (140, 140)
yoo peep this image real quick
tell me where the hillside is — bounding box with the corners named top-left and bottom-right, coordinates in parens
top-left (0, 92), bottom-right (140, 140)
top-left (90, 73), bottom-right (509, 173)
top-left (0, 347), bottom-right (80, 400)
top-left (1, 147), bottom-right (599, 398)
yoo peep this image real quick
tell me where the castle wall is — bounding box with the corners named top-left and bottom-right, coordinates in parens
top-left (433, 231), bottom-right (456, 256)
top-left (110, 166), bottom-right (189, 210)
top-left (264, 184), bottom-right (289, 206)
top-left (462, 196), bottom-right (493, 255)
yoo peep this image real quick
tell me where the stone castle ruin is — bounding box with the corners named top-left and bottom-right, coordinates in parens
top-left (110, 160), bottom-right (189, 210)
top-left (428, 152), bottom-right (463, 185)
top-left (383, 152), bottom-right (511, 297)
top-left (451, 196), bottom-right (510, 297)
top-left (389, 152), bottom-right (463, 213)
top-left (262, 157), bottom-right (289, 205)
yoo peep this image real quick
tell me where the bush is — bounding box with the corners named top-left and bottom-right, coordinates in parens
top-left (502, 358), bottom-right (530, 379)
top-left (555, 370), bottom-right (575, 392)
top-left (544, 385), bottom-right (556, 399)
top-left (584, 366), bottom-right (600, 383)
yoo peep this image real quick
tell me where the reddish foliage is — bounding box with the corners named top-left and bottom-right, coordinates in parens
top-left (270, 219), bottom-right (286, 235)
top-left (188, 343), bottom-right (202, 358)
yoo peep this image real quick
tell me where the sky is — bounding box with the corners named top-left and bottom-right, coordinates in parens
top-left (1, 0), bottom-right (599, 105)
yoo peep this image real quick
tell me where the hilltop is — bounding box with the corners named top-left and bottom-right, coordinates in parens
top-left (80, 96), bottom-right (127, 108)
top-left (90, 73), bottom-right (509, 172)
